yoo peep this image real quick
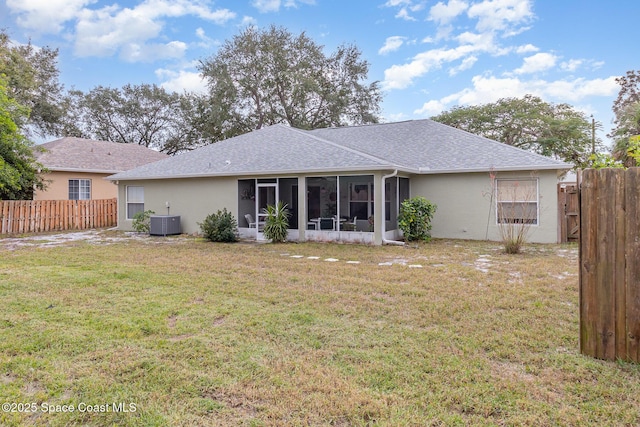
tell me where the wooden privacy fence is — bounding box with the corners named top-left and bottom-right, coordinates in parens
top-left (558, 182), bottom-right (580, 243)
top-left (0, 198), bottom-right (117, 235)
top-left (580, 168), bottom-right (640, 362)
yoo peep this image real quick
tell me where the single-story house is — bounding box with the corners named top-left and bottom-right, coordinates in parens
top-left (34, 137), bottom-right (168, 200)
top-left (108, 119), bottom-right (571, 245)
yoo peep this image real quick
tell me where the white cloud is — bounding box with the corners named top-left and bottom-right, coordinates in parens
top-left (414, 74), bottom-right (620, 117)
top-left (561, 59), bottom-right (583, 72)
top-left (414, 99), bottom-right (448, 116)
top-left (252, 0), bottom-right (280, 13)
top-left (455, 31), bottom-right (497, 52)
top-left (383, 45), bottom-right (478, 90)
top-left (121, 41), bottom-right (187, 62)
top-left (428, 0), bottom-right (468, 25)
top-left (379, 36), bottom-right (406, 55)
top-left (397, 9), bottom-right (417, 20)
top-left (6, 0), bottom-right (92, 33)
top-left (542, 77), bottom-right (619, 101)
top-left (513, 52), bottom-right (558, 74)
top-left (515, 44), bottom-right (538, 54)
top-left (449, 55), bottom-right (477, 75)
top-left (384, 112), bottom-right (410, 122)
top-left (156, 66), bottom-right (207, 94)
top-left (71, 0), bottom-right (235, 61)
top-left (383, 30), bottom-right (505, 89)
top-left (467, 0), bottom-right (534, 34)
top-left (7, 0), bottom-right (235, 62)
top-left (383, 0), bottom-right (427, 20)
top-left (384, 0), bottom-right (413, 6)
top-left (195, 28), bottom-right (216, 49)
top-left (251, 0), bottom-right (315, 13)
top-left (240, 16), bottom-right (258, 26)
top-left (383, 0), bottom-right (538, 90)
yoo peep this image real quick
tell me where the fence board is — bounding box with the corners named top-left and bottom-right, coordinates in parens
top-left (613, 170), bottom-right (627, 359)
top-left (580, 169), bottom-right (599, 357)
top-left (626, 169), bottom-right (640, 361)
top-left (0, 199), bottom-right (117, 235)
top-left (580, 168), bottom-right (640, 362)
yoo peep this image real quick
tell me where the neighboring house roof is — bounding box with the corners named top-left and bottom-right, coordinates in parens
top-left (108, 119), bottom-right (571, 181)
top-left (36, 137), bottom-right (169, 174)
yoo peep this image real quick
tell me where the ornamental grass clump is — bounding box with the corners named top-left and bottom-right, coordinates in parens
top-left (491, 173), bottom-right (538, 254)
top-left (199, 208), bottom-right (238, 242)
top-left (398, 197), bottom-right (437, 242)
top-left (263, 201), bottom-right (290, 243)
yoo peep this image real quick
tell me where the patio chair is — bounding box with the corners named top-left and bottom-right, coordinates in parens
top-left (245, 213), bottom-right (257, 228)
top-left (342, 216), bottom-right (357, 231)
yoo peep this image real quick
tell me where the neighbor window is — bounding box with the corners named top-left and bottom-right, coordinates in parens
top-left (126, 186), bottom-right (144, 219)
top-left (68, 179), bottom-right (91, 200)
top-left (496, 178), bottom-right (538, 224)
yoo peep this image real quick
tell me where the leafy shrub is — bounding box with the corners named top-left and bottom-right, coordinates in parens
top-left (132, 210), bottom-right (155, 233)
top-left (263, 201), bottom-right (290, 243)
top-left (398, 197), bottom-right (437, 242)
top-left (199, 209), bottom-right (238, 242)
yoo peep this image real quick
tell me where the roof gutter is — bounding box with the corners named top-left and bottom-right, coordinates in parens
top-left (107, 165), bottom-right (415, 182)
top-left (381, 169), bottom-right (404, 246)
top-left (45, 167), bottom-right (124, 174)
top-left (417, 164), bottom-right (571, 174)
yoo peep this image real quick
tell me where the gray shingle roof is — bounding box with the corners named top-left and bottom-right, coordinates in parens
top-left (109, 120), bottom-right (570, 181)
top-left (36, 137), bottom-right (168, 173)
top-left (310, 120), bottom-right (569, 173)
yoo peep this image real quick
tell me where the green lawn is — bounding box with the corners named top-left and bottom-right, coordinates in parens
top-left (1, 232), bottom-right (639, 426)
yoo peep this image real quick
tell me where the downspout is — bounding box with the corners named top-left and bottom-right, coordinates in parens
top-left (381, 169), bottom-right (404, 246)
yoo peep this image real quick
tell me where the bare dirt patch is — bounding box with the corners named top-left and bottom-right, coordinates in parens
top-left (0, 229), bottom-right (190, 250)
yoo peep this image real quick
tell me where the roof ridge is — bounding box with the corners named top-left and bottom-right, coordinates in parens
top-left (286, 126), bottom-right (398, 168)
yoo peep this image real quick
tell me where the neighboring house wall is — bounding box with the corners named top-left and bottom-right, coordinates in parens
top-left (34, 171), bottom-right (117, 200)
top-left (117, 177), bottom-right (237, 233)
top-left (410, 169), bottom-right (560, 244)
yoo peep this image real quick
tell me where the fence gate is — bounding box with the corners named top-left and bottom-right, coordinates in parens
top-left (558, 182), bottom-right (579, 243)
top-left (579, 168), bottom-right (640, 362)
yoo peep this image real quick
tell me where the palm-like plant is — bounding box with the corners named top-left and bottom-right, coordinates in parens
top-left (263, 201), bottom-right (290, 243)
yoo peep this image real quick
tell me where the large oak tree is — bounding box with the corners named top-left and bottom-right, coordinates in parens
top-left (64, 84), bottom-right (200, 155)
top-left (431, 95), bottom-right (596, 167)
top-left (197, 25), bottom-right (382, 142)
top-left (610, 70), bottom-right (640, 166)
top-left (0, 30), bottom-right (65, 139)
top-left (0, 76), bottom-right (45, 199)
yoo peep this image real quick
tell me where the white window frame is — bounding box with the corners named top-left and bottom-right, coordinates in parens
top-left (68, 179), bottom-right (91, 200)
top-left (495, 178), bottom-right (539, 225)
top-left (126, 186), bottom-right (145, 220)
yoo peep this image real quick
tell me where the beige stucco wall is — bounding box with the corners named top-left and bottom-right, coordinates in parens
top-left (117, 169), bottom-right (562, 243)
top-left (410, 170), bottom-right (561, 244)
top-left (117, 177), bottom-right (237, 234)
top-left (34, 171), bottom-right (117, 200)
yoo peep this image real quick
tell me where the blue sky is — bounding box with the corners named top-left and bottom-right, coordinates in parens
top-left (1, 0), bottom-right (638, 146)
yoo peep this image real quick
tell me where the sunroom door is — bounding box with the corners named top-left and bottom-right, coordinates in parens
top-left (256, 183), bottom-right (277, 240)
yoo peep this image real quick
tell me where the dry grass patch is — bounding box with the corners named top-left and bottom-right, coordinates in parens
top-left (1, 232), bottom-right (639, 426)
